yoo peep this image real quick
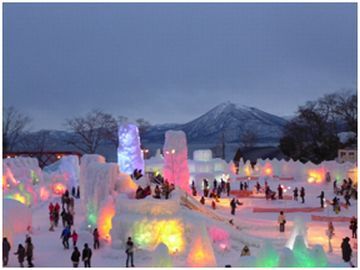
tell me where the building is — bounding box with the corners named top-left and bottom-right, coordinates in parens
top-left (338, 147), bottom-right (357, 163)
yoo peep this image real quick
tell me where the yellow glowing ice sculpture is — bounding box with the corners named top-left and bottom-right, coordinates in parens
top-left (97, 199), bottom-right (115, 241)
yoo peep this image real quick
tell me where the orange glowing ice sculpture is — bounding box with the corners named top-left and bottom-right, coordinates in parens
top-left (52, 182), bottom-right (66, 195)
top-left (97, 199), bottom-right (115, 241)
top-left (187, 225), bottom-right (217, 267)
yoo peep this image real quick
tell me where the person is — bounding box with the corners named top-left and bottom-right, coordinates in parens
top-left (350, 216), bottom-right (357, 239)
top-left (226, 182), bottom-right (231, 197)
top-left (318, 191), bottom-right (325, 208)
top-left (49, 202), bottom-right (54, 213)
top-left (71, 246), bottom-right (81, 267)
top-left (277, 185), bottom-right (283, 200)
top-left (211, 200), bottom-right (216, 210)
top-left (325, 172), bottom-right (331, 183)
top-left (278, 211), bottom-right (286, 232)
top-left (300, 187), bottom-right (305, 203)
top-left (341, 237), bottom-right (352, 265)
top-left (61, 208), bottom-right (67, 227)
top-left (76, 186), bottom-right (80, 199)
top-left (333, 180), bottom-right (338, 194)
top-left (244, 182), bottom-right (248, 191)
top-left (240, 182), bottom-right (243, 191)
top-left (54, 203), bottom-right (60, 227)
top-left (256, 182), bottom-right (261, 193)
top-left (125, 237), bottom-right (135, 267)
top-left (61, 226), bottom-right (71, 249)
top-left (200, 196), bottom-right (205, 205)
top-left (71, 230), bottom-right (78, 247)
top-left (192, 185), bottom-right (197, 197)
top-left (213, 179), bottom-right (217, 190)
top-left (82, 243), bottom-right (92, 268)
top-left (327, 221), bottom-right (335, 253)
top-left (293, 187), bottom-right (298, 201)
top-left (93, 228), bottom-right (100, 249)
top-left (25, 237), bottom-right (34, 267)
top-left (230, 198), bottom-right (236, 215)
top-left (49, 210), bottom-right (55, 231)
top-left (240, 245), bottom-right (250, 256)
top-left (154, 185), bottom-right (161, 199)
top-left (3, 237), bottom-right (11, 266)
top-left (14, 243), bottom-right (25, 267)
top-left (344, 192), bottom-right (351, 207)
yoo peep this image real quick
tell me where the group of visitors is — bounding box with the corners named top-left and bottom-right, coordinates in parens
top-left (292, 186), bottom-right (306, 203)
top-left (3, 235), bottom-right (34, 267)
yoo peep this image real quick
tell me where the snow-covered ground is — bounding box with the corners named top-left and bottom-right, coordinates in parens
top-left (5, 176), bottom-right (357, 267)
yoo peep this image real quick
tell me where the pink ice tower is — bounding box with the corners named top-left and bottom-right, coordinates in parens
top-left (163, 130), bottom-right (190, 193)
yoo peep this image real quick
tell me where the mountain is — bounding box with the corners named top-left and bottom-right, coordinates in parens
top-left (142, 102), bottom-right (287, 144)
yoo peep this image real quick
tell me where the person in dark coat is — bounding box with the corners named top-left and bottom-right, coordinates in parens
top-left (300, 187), bottom-right (305, 203)
top-left (333, 180), bottom-right (338, 193)
top-left (71, 186), bottom-right (76, 197)
top-left (244, 182), bottom-right (248, 191)
top-left (230, 198), bottom-right (237, 215)
top-left (277, 185), bottom-right (283, 200)
top-left (293, 187), bottom-right (298, 201)
top-left (344, 192), bottom-right (351, 206)
top-left (350, 217), bottom-right (357, 239)
top-left (82, 243), bottom-right (92, 268)
top-left (14, 243), bottom-right (25, 267)
top-left (3, 237), bottom-right (11, 266)
top-left (256, 182), bottom-right (261, 193)
top-left (200, 196), bottom-right (205, 205)
top-left (25, 237), bottom-right (34, 267)
top-left (125, 237), bottom-right (135, 267)
top-left (71, 246), bottom-right (81, 267)
top-left (76, 186), bottom-right (80, 199)
top-left (341, 237), bottom-right (352, 263)
top-left (213, 179), bottom-right (217, 190)
top-left (318, 191), bottom-right (325, 208)
top-left (226, 182), bottom-right (231, 197)
top-left (153, 185), bottom-right (161, 199)
top-left (239, 182), bottom-right (243, 191)
top-left (93, 228), bottom-right (100, 249)
top-left (61, 208), bottom-right (67, 227)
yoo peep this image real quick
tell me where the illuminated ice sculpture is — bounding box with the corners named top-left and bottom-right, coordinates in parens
top-left (163, 130), bottom-right (190, 192)
top-left (117, 124), bottom-right (144, 175)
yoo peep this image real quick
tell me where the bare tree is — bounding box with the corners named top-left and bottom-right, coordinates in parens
top-left (106, 115), bottom-right (129, 147)
top-left (64, 110), bottom-right (117, 153)
top-left (3, 106), bottom-right (31, 152)
top-left (136, 118), bottom-right (151, 138)
top-left (240, 129), bottom-right (258, 148)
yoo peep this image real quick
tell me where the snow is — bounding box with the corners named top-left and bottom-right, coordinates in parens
top-left (2, 151), bottom-right (357, 267)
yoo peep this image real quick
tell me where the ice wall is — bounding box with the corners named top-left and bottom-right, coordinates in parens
top-left (163, 130), bottom-right (190, 192)
top-left (117, 124), bottom-right (144, 175)
top-left (3, 199), bottom-right (32, 245)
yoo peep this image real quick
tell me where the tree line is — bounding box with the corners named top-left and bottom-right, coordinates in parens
top-left (3, 108), bottom-right (151, 154)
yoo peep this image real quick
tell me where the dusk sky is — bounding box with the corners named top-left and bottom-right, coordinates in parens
top-left (4, 3), bottom-right (357, 131)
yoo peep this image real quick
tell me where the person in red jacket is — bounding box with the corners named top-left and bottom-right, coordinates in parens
top-left (72, 230), bottom-right (78, 247)
top-left (49, 202), bottom-right (54, 213)
top-left (211, 200), bottom-right (216, 210)
top-left (93, 228), bottom-right (100, 249)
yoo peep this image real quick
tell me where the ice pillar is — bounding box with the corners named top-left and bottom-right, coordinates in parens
top-left (163, 130), bottom-right (190, 192)
top-left (117, 124), bottom-right (144, 175)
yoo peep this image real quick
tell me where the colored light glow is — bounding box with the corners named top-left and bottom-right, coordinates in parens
top-left (40, 186), bottom-right (50, 201)
top-left (244, 165), bottom-right (251, 176)
top-left (307, 169), bottom-right (325, 184)
top-left (265, 168), bottom-right (272, 176)
top-left (97, 200), bottom-right (115, 241)
top-left (87, 202), bottom-right (98, 227)
top-left (255, 242), bottom-right (280, 267)
top-left (132, 219), bottom-right (185, 254)
top-left (2, 167), bottom-right (19, 190)
top-left (186, 227), bottom-right (217, 267)
top-left (5, 193), bottom-right (27, 205)
top-left (52, 182), bottom-right (66, 195)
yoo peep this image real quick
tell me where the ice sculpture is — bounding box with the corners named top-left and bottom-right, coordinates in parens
top-left (117, 124), bottom-right (144, 175)
top-left (255, 240), bottom-right (280, 267)
top-left (193, 150), bottom-right (212, 162)
top-left (286, 217), bottom-right (308, 249)
top-left (186, 223), bottom-right (217, 267)
top-left (151, 243), bottom-right (173, 267)
top-left (163, 130), bottom-right (190, 192)
top-left (97, 198), bottom-right (116, 241)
